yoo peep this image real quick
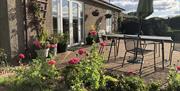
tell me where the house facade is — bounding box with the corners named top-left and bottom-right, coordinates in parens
top-left (0, 0), bottom-right (124, 61)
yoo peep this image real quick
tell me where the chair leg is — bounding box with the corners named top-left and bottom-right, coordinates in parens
top-left (122, 51), bottom-right (127, 67)
top-left (99, 47), bottom-right (102, 54)
top-left (107, 39), bottom-right (114, 62)
top-left (139, 56), bottom-right (144, 76)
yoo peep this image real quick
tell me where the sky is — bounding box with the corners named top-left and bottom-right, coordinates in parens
top-left (109, 0), bottom-right (180, 18)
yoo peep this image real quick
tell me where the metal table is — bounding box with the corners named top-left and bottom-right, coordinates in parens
top-left (102, 34), bottom-right (173, 69)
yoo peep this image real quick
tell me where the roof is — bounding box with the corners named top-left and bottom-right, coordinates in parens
top-left (94, 0), bottom-right (125, 11)
top-left (82, 0), bottom-right (125, 12)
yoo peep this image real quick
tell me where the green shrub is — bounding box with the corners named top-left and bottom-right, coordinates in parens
top-left (10, 59), bottom-right (60, 91)
top-left (63, 44), bottom-right (104, 91)
top-left (167, 68), bottom-right (180, 91)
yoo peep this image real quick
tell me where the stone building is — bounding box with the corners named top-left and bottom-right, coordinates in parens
top-left (0, 0), bottom-right (125, 61)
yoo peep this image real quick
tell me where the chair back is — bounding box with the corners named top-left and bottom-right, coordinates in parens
top-left (124, 35), bottom-right (141, 51)
top-left (173, 32), bottom-right (180, 51)
top-left (98, 30), bottom-right (107, 42)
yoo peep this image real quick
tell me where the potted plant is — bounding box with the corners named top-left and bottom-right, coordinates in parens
top-left (86, 25), bottom-right (99, 45)
top-left (49, 34), bottom-right (59, 56)
top-left (105, 14), bottom-right (112, 18)
top-left (57, 33), bottom-right (69, 53)
top-left (92, 9), bottom-right (99, 16)
top-left (33, 31), bottom-right (50, 58)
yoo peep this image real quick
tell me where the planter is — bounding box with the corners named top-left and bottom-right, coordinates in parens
top-left (86, 37), bottom-right (94, 45)
top-left (35, 48), bottom-right (49, 58)
top-left (105, 14), bottom-right (112, 18)
top-left (92, 10), bottom-right (99, 16)
top-left (57, 43), bottom-right (67, 53)
top-left (50, 44), bottom-right (57, 56)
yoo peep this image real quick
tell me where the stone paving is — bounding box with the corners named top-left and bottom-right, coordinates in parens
top-left (56, 41), bottom-right (180, 86)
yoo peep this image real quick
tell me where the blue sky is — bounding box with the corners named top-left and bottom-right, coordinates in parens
top-left (110, 0), bottom-right (180, 18)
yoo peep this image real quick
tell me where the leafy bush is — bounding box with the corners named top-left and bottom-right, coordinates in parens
top-left (63, 44), bottom-right (104, 91)
top-left (148, 81), bottom-right (161, 91)
top-left (0, 48), bottom-right (8, 67)
top-left (167, 68), bottom-right (180, 91)
top-left (10, 59), bottom-right (60, 91)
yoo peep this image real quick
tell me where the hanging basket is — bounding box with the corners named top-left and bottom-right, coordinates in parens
top-left (92, 10), bottom-right (99, 16)
top-left (105, 14), bottom-right (112, 18)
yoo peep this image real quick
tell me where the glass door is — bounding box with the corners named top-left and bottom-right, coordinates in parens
top-left (70, 1), bottom-right (83, 45)
top-left (52, 0), bottom-right (84, 46)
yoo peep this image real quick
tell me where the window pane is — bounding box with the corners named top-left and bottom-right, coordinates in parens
top-left (52, 0), bottom-right (57, 32)
top-left (62, 0), bottom-right (69, 34)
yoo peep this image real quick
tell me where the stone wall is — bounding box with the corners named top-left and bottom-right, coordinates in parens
top-left (0, 0), bottom-right (53, 62)
top-left (82, 0), bottom-right (122, 37)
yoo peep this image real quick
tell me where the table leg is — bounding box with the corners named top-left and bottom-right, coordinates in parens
top-left (107, 39), bottom-right (114, 62)
top-left (116, 39), bottom-right (121, 58)
top-left (161, 41), bottom-right (165, 69)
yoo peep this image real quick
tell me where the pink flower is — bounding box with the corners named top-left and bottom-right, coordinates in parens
top-left (78, 48), bottom-right (86, 55)
top-left (100, 42), bottom-right (107, 47)
top-left (48, 60), bottom-right (57, 65)
top-left (90, 31), bottom-right (97, 36)
top-left (33, 40), bottom-right (41, 49)
top-left (176, 66), bottom-right (180, 71)
top-left (68, 58), bottom-right (80, 64)
top-left (50, 44), bottom-right (57, 48)
top-left (19, 53), bottom-right (25, 59)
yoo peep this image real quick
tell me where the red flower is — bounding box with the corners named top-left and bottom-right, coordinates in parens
top-left (33, 40), bottom-right (41, 48)
top-left (68, 58), bottom-right (80, 64)
top-left (50, 44), bottom-right (57, 48)
top-left (126, 70), bottom-right (136, 76)
top-left (100, 42), bottom-right (107, 47)
top-left (90, 31), bottom-right (97, 36)
top-left (176, 66), bottom-right (180, 71)
top-left (19, 53), bottom-right (25, 59)
top-left (48, 60), bottom-right (57, 65)
top-left (78, 48), bottom-right (86, 55)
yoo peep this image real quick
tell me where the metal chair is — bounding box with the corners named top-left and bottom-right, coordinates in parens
top-left (122, 35), bottom-right (156, 75)
top-left (169, 33), bottom-right (180, 65)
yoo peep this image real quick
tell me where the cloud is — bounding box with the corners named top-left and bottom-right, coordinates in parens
top-left (110, 0), bottom-right (180, 18)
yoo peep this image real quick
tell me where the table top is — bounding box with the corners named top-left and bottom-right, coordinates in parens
top-left (102, 34), bottom-right (173, 42)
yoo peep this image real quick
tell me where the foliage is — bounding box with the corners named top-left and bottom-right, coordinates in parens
top-left (63, 44), bottom-right (104, 91)
top-left (167, 68), bottom-right (180, 91)
top-left (117, 76), bottom-right (147, 91)
top-left (148, 81), bottom-right (161, 91)
top-left (48, 34), bottom-right (59, 44)
top-left (0, 48), bottom-right (8, 67)
top-left (10, 59), bottom-right (60, 91)
top-left (57, 33), bottom-right (69, 45)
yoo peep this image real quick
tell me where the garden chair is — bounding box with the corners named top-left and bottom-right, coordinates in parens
top-left (169, 33), bottom-right (180, 65)
top-left (122, 35), bottom-right (156, 75)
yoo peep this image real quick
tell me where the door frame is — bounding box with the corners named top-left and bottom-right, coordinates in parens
top-left (53, 0), bottom-right (84, 47)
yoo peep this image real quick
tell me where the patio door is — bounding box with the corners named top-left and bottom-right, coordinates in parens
top-left (70, 1), bottom-right (83, 46)
top-left (52, 0), bottom-right (84, 47)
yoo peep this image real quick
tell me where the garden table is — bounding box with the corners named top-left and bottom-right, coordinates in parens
top-left (102, 34), bottom-right (173, 69)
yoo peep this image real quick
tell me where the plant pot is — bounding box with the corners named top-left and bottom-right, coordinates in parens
top-left (105, 14), bottom-right (112, 18)
top-left (35, 48), bottom-right (49, 58)
top-left (92, 10), bottom-right (99, 16)
top-left (50, 44), bottom-right (57, 56)
top-left (86, 37), bottom-right (94, 45)
top-left (57, 43), bottom-right (67, 53)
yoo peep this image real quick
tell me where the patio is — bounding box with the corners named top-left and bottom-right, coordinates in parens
top-left (56, 41), bottom-right (179, 86)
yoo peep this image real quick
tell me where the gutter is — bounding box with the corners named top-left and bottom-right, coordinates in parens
top-left (92, 0), bottom-right (125, 11)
